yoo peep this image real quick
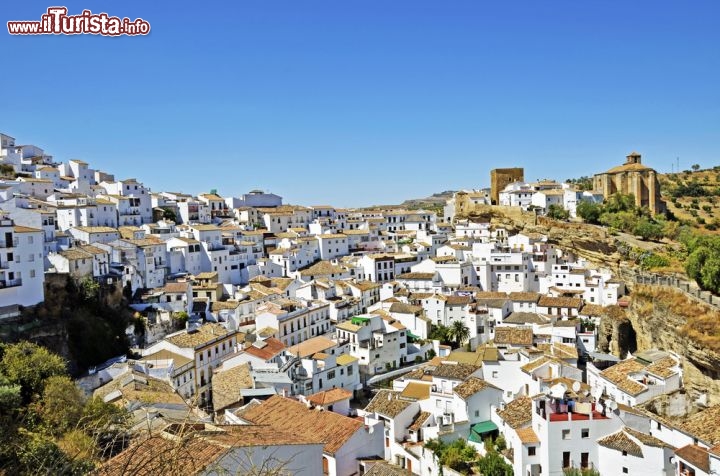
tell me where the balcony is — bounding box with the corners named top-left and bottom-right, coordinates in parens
top-left (0, 278), bottom-right (22, 288)
top-left (535, 397), bottom-right (609, 422)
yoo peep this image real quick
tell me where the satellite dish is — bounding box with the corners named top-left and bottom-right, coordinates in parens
top-left (572, 381), bottom-right (581, 393)
top-left (596, 404), bottom-right (605, 415)
top-left (607, 400), bottom-right (618, 411)
top-left (549, 383), bottom-right (568, 399)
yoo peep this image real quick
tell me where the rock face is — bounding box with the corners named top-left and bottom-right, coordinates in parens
top-left (599, 285), bottom-right (720, 405)
top-left (465, 206), bottom-right (623, 266)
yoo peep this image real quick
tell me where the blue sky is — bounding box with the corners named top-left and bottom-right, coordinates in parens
top-left (1, 1), bottom-right (719, 207)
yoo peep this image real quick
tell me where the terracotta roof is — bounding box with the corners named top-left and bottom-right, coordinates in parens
top-left (496, 396), bottom-right (532, 429)
top-left (645, 356), bottom-right (679, 379)
top-left (308, 388), bottom-right (353, 406)
top-left (239, 395), bottom-right (362, 455)
top-left (96, 433), bottom-right (227, 476)
top-left (677, 405), bottom-right (720, 445)
top-left (365, 390), bottom-right (413, 418)
top-left (243, 338), bottom-right (285, 361)
top-left (599, 358), bottom-right (649, 396)
top-left (516, 427), bottom-right (540, 444)
top-left (286, 336), bottom-right (336, 358)
top-left (494, 326), bottom-right (533, 346)
top-left (408, 411), bottom-right (431, 432)
top-left (597, 430), bottom-right (643, 457)
top-left (430, 363), bottom-right (480, 380)
top-left (675, 444), bottom-right (710, 473)
top-left (537, 342), bottom-right (578, 360)
top-left (582, 303), bottom-right (609, 316)
top-left (453, 377), bottom-right (499, 400)
top-left (141, 349), bottom-right (192, 368)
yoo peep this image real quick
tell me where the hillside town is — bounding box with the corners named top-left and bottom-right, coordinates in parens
top-left (1, 131), bottom-right (718, 476)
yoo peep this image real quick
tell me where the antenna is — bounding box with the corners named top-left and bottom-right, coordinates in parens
top-left (572, 381), bottom-right (581, 393)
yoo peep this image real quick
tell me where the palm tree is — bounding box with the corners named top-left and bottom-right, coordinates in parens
top-left (449, 320), bottom-right (470, 349)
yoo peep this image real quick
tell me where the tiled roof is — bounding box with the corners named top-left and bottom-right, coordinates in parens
top-left (677, 405), bottom-right (720, 445)
top-left (212, 363), bottom-right (253, 412)
top-left (516, 427), bottom-right (540, 444)
top-left (408, 411), bottom-right (431, 432)
top-left (537, 296), bottom-right (583, 309)
top-left (445, 295), bottom-right (472, 306)
top-left (396, 272), bottom-right (435, 280)
top-left (308, 388), bottom-right (352, 406)
top-left (399, 382), bottom-right (431, 401)
top-left (96, 433), bottom-right (227, 476)
top-left (363, 462), bottom-right (413, 476)
top-left (623, 427), bottom-right (672, 448)
top-left (580, 303), bottom-right (606, 316)
top-left (389, 302), bottom-right (422, 315)
top-left (299, 260), bottom-right (347, 277)
top-left (537, 342), bottom-right (578, 360)
top-left (675, 444), bottom-right (710, 473)
top-left (165, 324), bottom-right (236, 349)
top-left (508, 292), bottom-right (540, 302)
top-left (504, 312), bottom-right (549, 325)
top-left (336, 354), bottom-right (358, 366)
top-left (453, 377), bottom-right (499, 400)
top-left (597, 430), bottom-right (643, 457)
top-left (645, 356), bottom-right (679, 379)
top-left (365, 390), bottom-right (413, 418)
top-left (239, 395), bottom-right (362, 455)
top-left (430, 363), bottom-right (480, 380)
top-left (243, 338), bottom-right (285, 361)
top-left (496, 396), bottom-right (532, 429)
top-left (286, 336), bottom-right (336, 358)
top-left (599, 358), bottom-right (648, 396)
top-left (494, 326), bottom-right (533, 346)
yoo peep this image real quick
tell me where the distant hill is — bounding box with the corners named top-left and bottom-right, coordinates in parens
top-left (399, 190), bottom-right (456, 211)
top-left (660, 166), bottom-right (720, 233)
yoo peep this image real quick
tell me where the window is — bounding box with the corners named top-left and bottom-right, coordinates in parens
top-left (622, 450), bottom-right (627, 456)
top-left (622, 468), bottom-right (628, 474)
top-left (581, 428), bottom-right (589, 438)
top-left (528, 446), bottom-right (536, 456)
top-left (562, 429), bottom-right (570, 440)
top-left (347, 366), bottom-right (353, 375)
top-left (474, 410), bottom-right (479, 417)
top-left (327, 370), bottom-right (335, 379)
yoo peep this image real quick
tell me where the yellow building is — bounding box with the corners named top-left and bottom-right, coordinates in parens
top-left (491, 168), bottom-right (524, 205)
top-left (593, 152), bottom-right (665, 215)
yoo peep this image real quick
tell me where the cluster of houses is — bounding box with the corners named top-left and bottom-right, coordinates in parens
top-left (2, 132), bottom-right (717, 475)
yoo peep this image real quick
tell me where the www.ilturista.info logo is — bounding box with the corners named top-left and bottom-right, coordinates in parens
top-left (7, 7), bottom-right (150, 36)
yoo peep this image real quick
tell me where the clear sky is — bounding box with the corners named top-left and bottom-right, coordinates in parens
top-left (1, 1), bottom-right (719, 207)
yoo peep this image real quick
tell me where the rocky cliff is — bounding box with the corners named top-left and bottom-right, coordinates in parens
top-left (598, 285), bottom-right (720, 405)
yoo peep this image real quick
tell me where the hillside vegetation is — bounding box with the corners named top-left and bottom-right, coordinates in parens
top-left (660, 166), bottom-right (720, 232)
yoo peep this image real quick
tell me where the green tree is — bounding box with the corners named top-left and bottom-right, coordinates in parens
top-left (604, 193), bottom-right (636, 213)
top-left (547, 204), bottom-right (570, 220)
top-left (429, 324), bottom-right (452, 345)
top-left (162, 208), bottom-right (177, 222)
top-left (37, 376), bottom-right (85, 435)
top-left (632, 218), bottom-right (664, 241)
top-left (476, 447), bottom-right (513, 476)
top-left (576, 201), bottom-right (602, 224)
top-left (692, 164), bottom-right (700, 171)
top-left (0, 342), bottom-right (67, 403)
top-left (449, 320), bottom-right (470, 349)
